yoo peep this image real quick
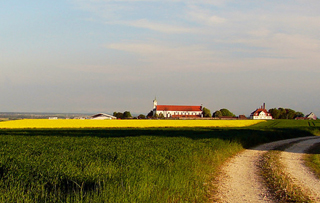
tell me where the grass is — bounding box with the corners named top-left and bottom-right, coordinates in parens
top-left (0, 120), bottom-right (319, 202)
top-left (0, 128), bottom-right (244, 202)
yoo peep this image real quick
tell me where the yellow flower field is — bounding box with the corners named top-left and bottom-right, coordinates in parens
top-left (0, 119), bottom-right (265, 129)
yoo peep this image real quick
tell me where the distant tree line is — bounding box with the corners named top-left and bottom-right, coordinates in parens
top-left (268, 108), bottom-right (304, 119)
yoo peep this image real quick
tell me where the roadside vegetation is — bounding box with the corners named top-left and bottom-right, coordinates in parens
top-left (0, 120), bottom-right (319, 202)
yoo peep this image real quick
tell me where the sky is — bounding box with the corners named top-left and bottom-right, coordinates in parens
top-left (1, 0), bottom-right (320, 116)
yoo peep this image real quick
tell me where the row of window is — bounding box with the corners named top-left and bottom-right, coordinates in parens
top-left (167, 112), bottom-right (201, 116)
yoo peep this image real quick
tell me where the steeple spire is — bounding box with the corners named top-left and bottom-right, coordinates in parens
top-left (153, 97), bottom-right (157, 109)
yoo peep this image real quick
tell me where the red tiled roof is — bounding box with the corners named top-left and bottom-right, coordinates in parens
top-left (156, 105), bottom-right (202, 111)
top-left (250, 109), bottom-right (271, 116)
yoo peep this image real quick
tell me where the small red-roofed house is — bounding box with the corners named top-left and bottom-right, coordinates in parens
top-left (152, 98), bottom-right (203, 118)
top-left (250, 103), bottom-right (273, 120)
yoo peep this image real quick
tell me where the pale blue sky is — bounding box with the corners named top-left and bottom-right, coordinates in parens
top-left (1, 0), bottom-right (319, 116)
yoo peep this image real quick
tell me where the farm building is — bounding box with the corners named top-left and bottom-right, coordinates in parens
top-left (305, 112), bottom-right (317, 120)
top-left (250, 103), bottom-right (273, 120)
top-left (296, 112), bottom-right (317, 120)
top-left (90, 113), bottom-right (116, 120)
top-left (152, 98), bottom-right (203, 118)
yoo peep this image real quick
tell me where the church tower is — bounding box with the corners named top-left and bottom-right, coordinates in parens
top-left (153, 97), bottom-right (157, 109)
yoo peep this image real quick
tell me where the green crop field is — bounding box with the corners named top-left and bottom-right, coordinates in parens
top-left (0, 120), bottom-right (319, 202)
top-left (252, 119), bottom-right (320, 128)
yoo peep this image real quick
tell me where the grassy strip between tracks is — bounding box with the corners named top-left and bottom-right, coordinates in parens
top-left (260, 142), bottom-right (311, 202)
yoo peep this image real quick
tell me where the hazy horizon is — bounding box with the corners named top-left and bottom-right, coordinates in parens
top-left (1, 1), bottom-right (319, 117)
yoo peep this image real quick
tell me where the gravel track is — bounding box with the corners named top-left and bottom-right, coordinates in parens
top-left (280, 137), bottom-right (320, 202)
top-left (216, 136), bottom-right (316, 203)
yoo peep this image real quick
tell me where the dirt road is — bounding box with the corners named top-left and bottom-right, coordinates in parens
top-left (216, 136), bottom-right (319, 202)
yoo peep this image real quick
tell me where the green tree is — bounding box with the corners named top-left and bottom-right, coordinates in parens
top-left (158, 113), bottom-right (165, 119)
top-left (286, 109), bottom-right (296, 119)
top-left (269, 107), bottom-right (303, 119)
top-left (220, 108), bottom-right (236, 117)
top-left (123, 111), bottom-right (132, 119)
top-left (212, 110), bottom-right (222, 118)
top-left (268, 108), bottom-right (280, 119)
top-left (202, 107), bottom-right (211, 117)
top-left (278, 108), bottom-right (287, 119)
top-left (113, 112), bottom-right (123, 119)
top-left (138, 114), bottom-right (146, 119)
top-left (295, 112), bottom-right (304, 118)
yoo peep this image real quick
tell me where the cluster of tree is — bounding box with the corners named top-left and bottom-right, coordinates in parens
top-left (201, 107), bottom-right (236, 118)
top-left (145, 111), bottom-right (165, 119)
top-left (212, 108), bottom-right (236, 118)
top-left (138, 114), bottom-right (146, 119)
top-left (113, 111), bottom-right (132, 119)
top-left (202, 107), bottom-right (211, 117)
top-left (268, 108), bottom-right (304, 119)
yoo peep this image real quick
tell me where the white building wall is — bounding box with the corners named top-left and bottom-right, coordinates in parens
top-left (155, 110), bottom-right (202, 118)
top-left (253, 113), bottom-right (272, 120)
top-left (253, 116), bottom-right (272, 120)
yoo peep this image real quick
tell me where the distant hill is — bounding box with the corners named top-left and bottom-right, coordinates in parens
top-left (0, 112), bottom-right (91, 120)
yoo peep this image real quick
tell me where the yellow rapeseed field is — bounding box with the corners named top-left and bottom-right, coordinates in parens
top-left (0, 119), bottom-right (265, 129)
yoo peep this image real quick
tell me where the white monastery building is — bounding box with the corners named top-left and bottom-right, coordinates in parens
top-left (250, 103), bottom-right (273, 120)
top-left (152, 98), bottom-right (203, 118)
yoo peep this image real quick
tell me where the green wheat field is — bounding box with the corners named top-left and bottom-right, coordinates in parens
top-left (0, 120), bottom-right (319, 202)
